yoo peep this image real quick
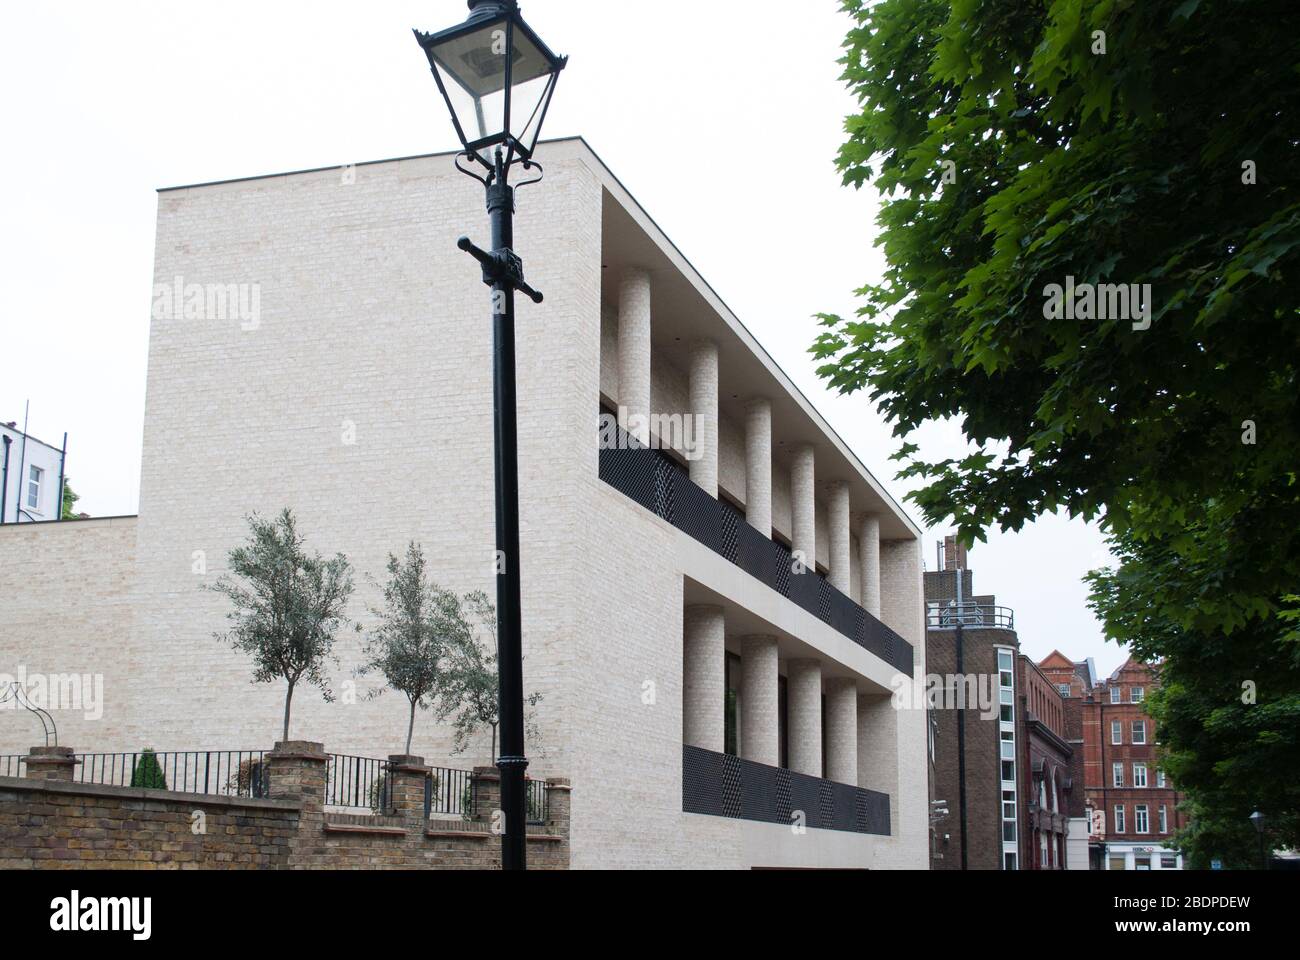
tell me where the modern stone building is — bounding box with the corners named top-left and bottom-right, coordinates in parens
top-left (0, 138), bottom-right (928, 870)
top-left (925, 538), bottom-right (1073, 869)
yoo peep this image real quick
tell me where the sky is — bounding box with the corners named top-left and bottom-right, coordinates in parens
top-left (0, 1), bottom-right (1123, 674)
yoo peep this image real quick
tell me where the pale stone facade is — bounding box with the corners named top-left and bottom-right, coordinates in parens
top-left (0, 138), bottom-right (927, 869)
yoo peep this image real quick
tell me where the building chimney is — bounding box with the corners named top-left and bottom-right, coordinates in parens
top-left (942, 534), bottom-right (968, 571)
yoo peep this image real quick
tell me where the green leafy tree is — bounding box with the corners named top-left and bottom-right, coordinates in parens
top-left (1087, 526), bottom-right (1300, 864)
top-left (207, 509), bottom-right (354, 743)
top-left (813, 0), bottom-right (1300, 859)
top-left (130, 749), bottom-right (167, 790)
top-left (60, 480), bottom-right (80, 520)
top-left (438, 591), bottom-right (542, 761)
top-left (357, 542), bottom-right (467, 756)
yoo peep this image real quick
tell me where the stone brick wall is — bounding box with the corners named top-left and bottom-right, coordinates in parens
top-left (0, 742), bottom-right (569, 870)
top-left (0, 516), bottom-right (137, 751)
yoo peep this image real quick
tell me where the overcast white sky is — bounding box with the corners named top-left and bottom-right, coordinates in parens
top-left (0, 0), bottom-right (1123, 674)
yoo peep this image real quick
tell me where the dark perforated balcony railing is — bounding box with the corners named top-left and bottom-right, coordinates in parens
top-left (599, 426), bottom-right (915, 677)
top-left (682, 744), bottom-right (891, 836)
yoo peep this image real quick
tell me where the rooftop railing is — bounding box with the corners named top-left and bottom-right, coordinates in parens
top-left (599, 426), bottom-right (915, 676)
top-left (926, 603), bottom-right (1016, 631)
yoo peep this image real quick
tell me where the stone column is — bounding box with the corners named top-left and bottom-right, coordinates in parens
top-left (880, 539), bottom-right (924, 672)
top-left (268, 742), bottom-right (327, 815)
top-left (791, 445), bottom-right (816, 568)
top-left (744, 398), bottom-right (772, 536)
top-left (740, 635), bottom-right (779, 767)
top-left (858, 693), bottom-right (899, 831)
top-left (617, 268), bottom-right (652, 445)
top-left (683, 605), bottom-right (726, 753)
top-left (688, 339), bottom-right (719, 497)
top-left (23, 745), bottom-right (76, 782)
top-left (860, 514), bottom-right (882, 618)
top-left (544, 778), bottom-right (571, 837)
top-left (787, 659), bottom-right (823, 777)
top-left (470, 767), bottom-right (502, 822)
top-left (825, 678), bottom-right (859, 786)
top-left (828, 481), bottom-right (852, 594)
top-left (267, 741), bottom-right (328, 867)
top-left (387, 754), bottom-right (431, 820)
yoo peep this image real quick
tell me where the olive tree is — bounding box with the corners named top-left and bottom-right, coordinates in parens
top-left (357, 542), bottom-right (466, 756)
top-left (207, 509), bottom-right (354, 743)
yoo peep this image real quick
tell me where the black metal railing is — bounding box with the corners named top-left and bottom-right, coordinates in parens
top-left (325, 754), bottom-right (391, 812)
top-left (526, 778), bottom-right (550, 826)
top-left (926, 603), bottom-right (1015, 631)
top-left (0, 755), bottom-right (24, 778)
top-left (424, 765), bottom-right (475, 820)
top-left (422, 768), bottom-right (547, 824)
top-left (682, 744), bottom-right (890, 836)
top-left (599, 426), bottom-right (914, 676)
top-left (75, 751), bottom-right (269, 799)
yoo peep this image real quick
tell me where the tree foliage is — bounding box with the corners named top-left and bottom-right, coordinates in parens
top-left (207, 509), bottom-right (354, 743)
top-left (815, 0), bottom-right (1300, 861)
top-left (358, 542), bottom-right (467, 755)
top-left (60, 480), bottom-right (80, 520)
top-left (437, 591), bottom-right (542, 760)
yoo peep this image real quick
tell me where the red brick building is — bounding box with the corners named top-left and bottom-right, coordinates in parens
top-left (1039, 654), bottom-right (1187, 869)
top-left (1017, 655), bottom-right (1073, 869)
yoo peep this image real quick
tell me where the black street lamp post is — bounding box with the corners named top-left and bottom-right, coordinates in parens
top-left (1249, 810), bottom-right (1268, 871)
top-left (414, 0), bottom-right (566, 871)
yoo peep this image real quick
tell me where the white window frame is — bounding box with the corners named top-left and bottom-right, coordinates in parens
top-left (1135, 804), bottom-right (1149, 835)
top-left (996, 646), bottom-right (1018, 869)
top-left (1057, 683), bottom-right (1071, 697)
top-left (26, 465), bottom-right (43, 511)
top-left (1112, 762), bottom-right (1124, 787)
top-left (1133, 762), bottom-right (1147, 788)
top-left (1131, 686), bottom-right (1145, 703)
top-left (1111, 719), bottom-right (1123, 745)
top-left (1159, 805), bottom-right (1168, 834)
top-left (1156, 768), bottom-right (1166, 789)
top-left (1114, 805), bottom-right (1125, 833)
top-left (1110, 686), bottom-right (1122, 704)
top-left (1132, 720), bottom-right (1147, 745)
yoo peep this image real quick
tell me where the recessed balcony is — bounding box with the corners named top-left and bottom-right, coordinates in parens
top-left (599, 428), bottom-right (915, 677)
top-left (682, 745), bottom-right (891, 837)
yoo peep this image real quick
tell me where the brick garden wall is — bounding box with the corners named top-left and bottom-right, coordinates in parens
top-left (0, 743), bottom-right (569, 870)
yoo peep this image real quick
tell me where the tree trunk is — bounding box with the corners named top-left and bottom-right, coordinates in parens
top-left (282, 679), bottom-right (296, 743)
top-left (405, 699), bottom-right (417, 756)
